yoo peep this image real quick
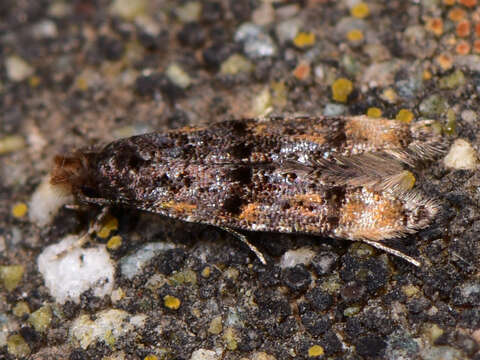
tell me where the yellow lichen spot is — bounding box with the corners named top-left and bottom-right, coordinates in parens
top-left (97, 216), bottom-right (119, 239)
top-left (29, 75), bottom-right (41, 87)
top-left (308, 345), bottom-right (325, 357)
top-left (164, 295), bottom-right (181, 310)
top-left (144, 355), bottom-right (158, 360)
top-left (293, 32), bottom-right (316, 48)
top-left (12, 202), bottom-right (28, 218)
top-left (351, 2), bottom-right (370, 18)
top-left (331, 77), bottom-right (353, 103)
top-left (75, 77), bottom-right (88, 91)
top-left (396, 109), bottom-right (414, 123)
top-left (402, 284), bottom-right (420, 297)
top-left (346, 29), bottom-right (364, 42)
top-left (423, 70), bottom-right (432, 80)
top-left (201, 266), bottom-right (211, 278)
top-left (367, 107), bottom-right (382, 118)
top-left (107, 235), bottom-right (122, 250)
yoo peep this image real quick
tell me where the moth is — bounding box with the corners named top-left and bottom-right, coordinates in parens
top-left (50, 116), bottom-right (445, 266)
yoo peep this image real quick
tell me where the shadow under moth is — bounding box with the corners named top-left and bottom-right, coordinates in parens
top-left (50, 115), bottom-right (445, 267)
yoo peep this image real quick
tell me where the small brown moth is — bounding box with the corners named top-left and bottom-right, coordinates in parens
top-left (50, 116), bottom-right (445, 266)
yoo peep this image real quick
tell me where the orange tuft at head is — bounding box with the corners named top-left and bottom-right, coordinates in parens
top-left (50, 153), bottom-right (89, 192)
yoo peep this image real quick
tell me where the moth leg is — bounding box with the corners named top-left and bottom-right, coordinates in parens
top-left (53, 206), bottom-right (111, 259)
top-left (360, 239), bottom-right (421, 267)
top-left (220, 227), bottom-right (267, 265)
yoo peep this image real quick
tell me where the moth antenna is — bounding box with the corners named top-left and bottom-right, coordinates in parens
top-left (360, 239), bottom-right (421, 267)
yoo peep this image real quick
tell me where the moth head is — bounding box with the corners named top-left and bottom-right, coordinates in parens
top-left (50, 152), bottom-right (91, 194)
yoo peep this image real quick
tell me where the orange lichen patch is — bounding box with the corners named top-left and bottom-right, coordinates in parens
top-left (436, 53), bottom-right (453, 70)
top-left (443, 0), bottom-right (456, 4)
top-left (160, 201), bottom-right (197, 214)
top-left (456, 40), bottom-right (471, 54)
top-left (425, 18), bottom-right (443, 36)
top-left (456, 20), bottom-right (471, 37)
top-left (474, 39), bottom-right (480, 52)
top-left (449, 7), bottom-right (467, 22)
top-left (475, 22), bottom-right (480, 36)
top-left (293, 62), bottom-right (311, 80)
top-left (292, 193), bottom-right (323, 205)
top-left (338, 192), bottom-right (403, 241)
top-left (345, 116), bottom-right (407, 147)
top-left (423, 70), bottom-right (432, 80)
top-left (238, 203), bottom-right (262, 222)
top-left (459, 0), bottom-right (477, 7)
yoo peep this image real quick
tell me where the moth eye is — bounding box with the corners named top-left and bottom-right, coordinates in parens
top-left (81, 186), bottom-right (100, 198)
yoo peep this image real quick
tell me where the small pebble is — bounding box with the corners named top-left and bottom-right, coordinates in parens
top-left (220, 54), bottom-right (253, 75)
top-left (5, 56), bottom-right (34, 82)
top-left (444, 139), bottom-right (478, 170)
top-left (7, 334), bottom-right (30, 358)
top-left (323, 103), bottom-right (347, 116)
top-left (109, 0), bottom-right (147, 20)
top-left (0, 135), bottom-right (26, 155)
top-left (28, 306), bottom-right (52, 333)
top-left (275, 19), bottom-right (301, 44)
top-left (176, 2), bottom-right (202, 23)
top-left (0, 265), bottom-right (24, 292)
top-left (190, 349), bottom-right (218, 360)
top-left (13, 301), bottom-right (30, 317)
top-left (166, 63), bottom-right (192, 89)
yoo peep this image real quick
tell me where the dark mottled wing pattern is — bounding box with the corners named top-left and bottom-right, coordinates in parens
top-left (78, 116), bottom-right (443, 242)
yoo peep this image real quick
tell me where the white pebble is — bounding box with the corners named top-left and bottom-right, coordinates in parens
top-left (280, 247), bottom-right (317, 269)
top-left (5, 56), bottom-right (34, 82)
top-left (190, 349), bottom-right (219, 360)
top-left (37, 235), bottom-right (115, 304)
top-left (29, 176), bottom-right (72, 227)
top-left (444, 139), bottom-right (478, 170)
